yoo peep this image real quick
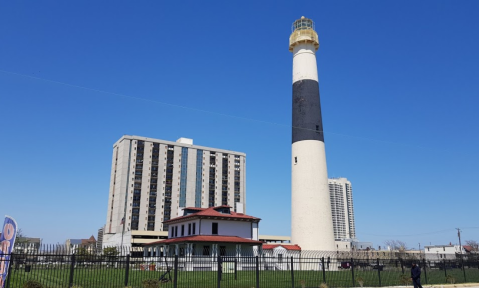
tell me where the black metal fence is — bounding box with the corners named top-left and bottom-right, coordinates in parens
top-left (3, 246), bottom-right (479, 288)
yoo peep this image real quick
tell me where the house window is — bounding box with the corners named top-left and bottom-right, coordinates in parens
top-left (174, 226), bottom-right (178, 237)
top-left (278, 254), bottom-right (283, 263)
top-left (220, 246), bottom-right (226, 256)
top-left (181, 225), bottom-right (185, 236)
top-left (212, 223), bottom-right (218, 235)
top-left (188, 223), bottom-right (191, 235)
top-left (170, 226), bottom-right (174, 238)
top-left (203, 245), bottom-right (210, 256)
top-left (193, 223), bottom-right (196, 235)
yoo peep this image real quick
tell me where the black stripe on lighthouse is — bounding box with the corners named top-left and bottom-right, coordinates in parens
top-left (292, 79), bottom-right (324, 143)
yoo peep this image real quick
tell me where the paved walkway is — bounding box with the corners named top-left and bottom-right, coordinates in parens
top-left (375, 285), bottom-right (479, 288)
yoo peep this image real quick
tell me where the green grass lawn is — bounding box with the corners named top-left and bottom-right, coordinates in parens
top-left (7, 266), bottom-right (479, 288)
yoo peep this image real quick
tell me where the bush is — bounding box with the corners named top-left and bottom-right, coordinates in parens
top-left (319, 283), bottom-right (328, 288)
top-left (142, 278), bottom-right (160, 288)
top-left (399, 274), bottom-right (412, 285)
top-left (22, 280), bottom-right (43, 288)
top-left (356, 276), bottom-right (365, 287)
top-left (446, 275), bottom-right (456, 284)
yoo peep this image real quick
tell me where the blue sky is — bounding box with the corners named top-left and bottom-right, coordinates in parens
top-left (1, 1), bottom-right (478, 249)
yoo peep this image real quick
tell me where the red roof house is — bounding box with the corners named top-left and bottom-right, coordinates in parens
top-left (143, 205), bottom-right (262, 261)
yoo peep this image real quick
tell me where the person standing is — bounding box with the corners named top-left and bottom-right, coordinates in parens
top-left (411, 262), bottom-right (423, 288)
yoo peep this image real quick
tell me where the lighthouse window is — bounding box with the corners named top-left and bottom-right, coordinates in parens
top-left (294, 157), bottom-right (297, 164)
top-left (316, 125), bottom-right (319, 131)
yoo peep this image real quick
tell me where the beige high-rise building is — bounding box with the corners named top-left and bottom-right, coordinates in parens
top-left (328, 178), bottom-right (356, 240)
top-left (104, 135), bottom-right (246, 240)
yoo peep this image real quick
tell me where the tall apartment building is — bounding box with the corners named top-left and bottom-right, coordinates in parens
top-left (105, 135), bottom-right (246, 236)
top-left (328, 178), bottom-right (356, 241)
top-left (97, 227), bottom-right (104, 252)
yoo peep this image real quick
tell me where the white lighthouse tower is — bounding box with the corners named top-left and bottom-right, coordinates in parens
top-left (290, 16), bottom-right (335, 251)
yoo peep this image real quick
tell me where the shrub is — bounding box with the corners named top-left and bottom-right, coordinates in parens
top-left (142, 278), bottom-right (160, 288)
top-left (399, 274), bottom-right (411, 285)
top-left (319, 283), bottom-right (329, 288)
top-left (22, 281), bottom-right (43, 288)
top-left (446, 275), bottom-right (456, 284)
top-left (356, 276), bottom-right (364, 287)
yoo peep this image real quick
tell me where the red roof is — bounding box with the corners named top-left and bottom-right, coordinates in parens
top-left (144, 235), bottom-right (263, 246)
top-left (263, 244), bottom-right (301, 251)
top-left (164, 205), bottom-right (260, 224)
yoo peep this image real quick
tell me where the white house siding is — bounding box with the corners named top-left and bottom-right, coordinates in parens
top-left (252, 223), bottom-right (259, 240)
top-left (199, 219), bottom-right (252, 239)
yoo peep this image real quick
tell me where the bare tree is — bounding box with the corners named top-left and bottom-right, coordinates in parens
top-left (465, 240), bottom-right (479, 251)
top-left (16, 228), bottom-right (29, 243)
top-left (384, 240), bottom-right (408, 251)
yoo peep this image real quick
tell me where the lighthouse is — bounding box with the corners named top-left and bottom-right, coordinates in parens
top-left (290, 16), bottom-right (335, 251)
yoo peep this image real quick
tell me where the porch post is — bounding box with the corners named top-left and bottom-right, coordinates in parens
top-left (212, 244), bottom-right (218, 262)
top-left (236, 244), bottom-right (242, 258)
top-left (186, 243), bottom-right (193, 258)
top-left (143, 246), bottom-right (148, 257)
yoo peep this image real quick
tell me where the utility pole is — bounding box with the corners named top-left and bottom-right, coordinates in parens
top-left (456, 228), bottom-right (466, 281)
top-left (456, 228), bottom-right (463, 254)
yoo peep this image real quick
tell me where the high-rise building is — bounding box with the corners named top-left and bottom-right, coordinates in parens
top-left (290, 16), bottom-right (335, 251)
top-left (97, 226), bottom-right (104, 252)
top-left (105, 135), bottom-right (246, 237)
top-left (328, 178), bottom-right (356, 240)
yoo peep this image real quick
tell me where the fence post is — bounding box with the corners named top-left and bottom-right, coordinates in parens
top-left (235, 258), bottom-right (238, 280)
top-left (461, 255), bottom-right (467, 282)
top-left (321, 257), bottom-right (326, 284)
top-left (217, 255), bottom-right (221, 288)
top-left (256, 256), bottom-right (260, 288)
top-left (422, 258), bottom-right (428, 284)
top-left (351, 258), bottom-right (355, 287)
top-left (443, 259), bottom-right (447, 278)
top-left (69, 254), bottom-right (76, 287)
top-left (400, 258), bottom-right (404, 274)
top-left (174, 255), bottom-right (178, 288)
top-left (377, 258), bottom-right (381, 287)
top-left (5, 252), bottom-right (13, 288)
top-left (124, 254), bottom-right (130, 287)
top-left (291, 256), bottom-right (295, 288)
